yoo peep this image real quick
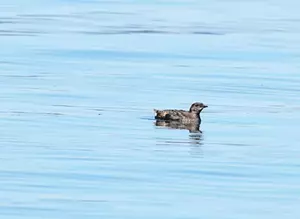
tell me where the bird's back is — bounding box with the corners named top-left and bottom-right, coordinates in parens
top-left (154, 109), bottom-right (199, 122)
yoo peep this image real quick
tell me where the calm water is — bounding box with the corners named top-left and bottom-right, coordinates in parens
top-left (1, 0), bottom-right (300, 218)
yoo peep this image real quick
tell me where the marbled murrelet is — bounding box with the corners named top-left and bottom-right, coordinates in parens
top-left (154, 102), bottom-right (207, 123)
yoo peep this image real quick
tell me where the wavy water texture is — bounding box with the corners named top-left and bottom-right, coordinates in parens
top-left (1, 0), bottom-right (300, 219)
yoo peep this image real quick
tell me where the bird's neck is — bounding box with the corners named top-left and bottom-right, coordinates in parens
top-left (190, 111), bottom-right (201, 119)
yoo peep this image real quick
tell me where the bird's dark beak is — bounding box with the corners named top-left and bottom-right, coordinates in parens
top-left (203, 105), bottom-right (208, 108)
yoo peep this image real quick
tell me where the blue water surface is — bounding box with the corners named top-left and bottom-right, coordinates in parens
top-left (1, 0), bottom-right (300, 218)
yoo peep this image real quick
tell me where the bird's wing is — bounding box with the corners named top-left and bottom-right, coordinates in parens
top-left (164, 110), bottom-right (188, 121)
top-left (154, 109), bottom-right (175, 120)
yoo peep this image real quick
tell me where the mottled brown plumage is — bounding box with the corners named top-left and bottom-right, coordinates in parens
top-left (154, 102), bottom-right (207, 123)
top-left (155, 120), bottom-right (201, 133)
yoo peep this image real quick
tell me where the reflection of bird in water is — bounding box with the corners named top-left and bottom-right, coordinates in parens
top-left (154, 102), bottom-right (207, 133)
top-left (155, 120), bottom-right (204, 155)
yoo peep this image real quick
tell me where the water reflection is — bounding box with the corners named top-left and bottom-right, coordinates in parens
top-left (189, 134), bottom-right (204, 157)
top-left (154, 120), bottom-right (204, 154)
top-left (155, 119), bottom-right (204, 145)
top-left (189, 133), bottom-right (203, 145)
top-left (155, 119), bottom-right (201, 133)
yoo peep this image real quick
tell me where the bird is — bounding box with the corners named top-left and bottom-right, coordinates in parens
top-left (154, 102), bottom-right (207, 123)
top-left (155, 119), bottom-right (201, 133)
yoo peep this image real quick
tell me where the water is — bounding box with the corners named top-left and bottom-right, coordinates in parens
top-left (1, 0), bottom-right (300, 218)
